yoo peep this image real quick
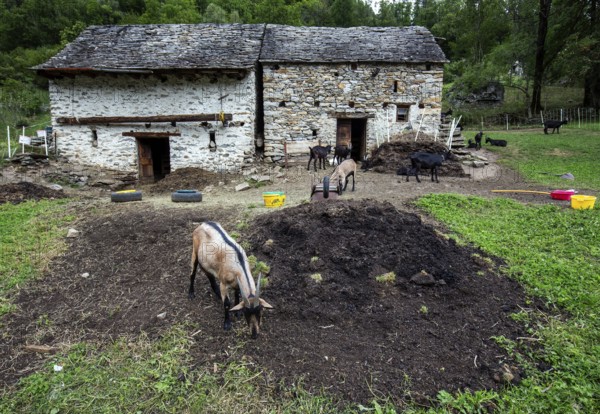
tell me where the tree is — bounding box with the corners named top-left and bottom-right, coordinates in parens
top-left (139, 0), bottom-right (202, 24)
top-left (530, 0), bottom-right (551, 114)
top-left (377, 0), bottom-right (412, 27)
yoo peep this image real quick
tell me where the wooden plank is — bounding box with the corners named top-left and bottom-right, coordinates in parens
top-left (56, 114), bottom-right (233, 125)
top-left (23, 345), bottom-right (59, 354)
top-left (122, 132), bottom-right (181, 138)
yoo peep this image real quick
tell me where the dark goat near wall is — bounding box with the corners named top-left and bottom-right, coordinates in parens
top-left (544, 119), bottom-right (568, 134)
top-left (407, 150), bottom-right (452, 183)
top-left (333, 145), bottom-right (352, 166)
top-left (307, 145), bottom-right (332, 171)
top-left (467, 139), bottom-right (478, 149)
top-left (485, 137), bottom-right (507, 147)
top-left (474, 131), bottom-right (483, 150)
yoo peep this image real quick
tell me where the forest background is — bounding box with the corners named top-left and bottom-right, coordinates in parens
top-left (1, 0), bottom-right (599, 129)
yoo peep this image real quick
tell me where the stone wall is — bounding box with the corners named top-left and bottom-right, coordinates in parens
top-left (49, 72), bottom-right (256, 173)
top-left (261, 62), bottom-right (444, 162)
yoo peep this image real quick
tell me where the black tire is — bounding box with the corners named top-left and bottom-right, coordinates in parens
top-left (322, 176), bottom-right (330, 199)
top-left (111, 190), bottom-right (142, 202)
top-left (171, 189), bottom-right (202, 203)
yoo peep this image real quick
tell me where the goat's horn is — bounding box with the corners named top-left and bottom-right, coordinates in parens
top-left (239, 284), bottom-right (250, 306)
top-left (256, 273), bottom-right (262, 297)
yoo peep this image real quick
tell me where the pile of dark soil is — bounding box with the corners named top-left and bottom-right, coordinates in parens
top-left (0, 181), bottom-right (66, 204)
top-left (145, 167), bottom-right (238, 194)
top-left (1, 200), bottom-right (533, 408)
top-left (241, 200), bottom-right (528, 405)
top-left (366, 140), bottom-right (467, 178)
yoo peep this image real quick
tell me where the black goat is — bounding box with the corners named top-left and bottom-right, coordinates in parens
top-left (466, 139), bottom-right (477, 149)
top-left (407, 150), bottom-right (452, 183)
top-left (307, 145), bottom-right (332, 171)
top-left (485, 137), bottom-right (507, 147)
top-left (544, 119), bottom-right (568, 134)
top-left (474, 131), bottom-right (483, 150)
top-left (333, 144), bottom-right (352, 166)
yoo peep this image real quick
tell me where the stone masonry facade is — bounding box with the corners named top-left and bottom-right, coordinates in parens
top-left (262, 62), bottom-right (444, 162)
top-left (49, 72), bottom-right (256, 173)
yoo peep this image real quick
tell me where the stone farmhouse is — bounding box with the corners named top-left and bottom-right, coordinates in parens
top-left (36, 24), bottom-right (447, 181)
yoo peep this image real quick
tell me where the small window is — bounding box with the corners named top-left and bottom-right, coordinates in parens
top-left (91, 129), bottom-right (98, 147)
top-left (396, 105), bottom-right (410, 122)
top-left (350, 62), bottom-right (358, 70)
top-left (393, 81), bottom-right (399, 93)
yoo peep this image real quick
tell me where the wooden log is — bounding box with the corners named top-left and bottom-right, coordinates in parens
top-left (122, 132), bottom-right (181, 138)
top-left (56, 114), bottom-right (233, 125)
top-left (23, 344), bottom-right (59, 353)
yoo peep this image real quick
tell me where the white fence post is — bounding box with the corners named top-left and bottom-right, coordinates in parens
top-left (6, 126), bottom-right (10, 158)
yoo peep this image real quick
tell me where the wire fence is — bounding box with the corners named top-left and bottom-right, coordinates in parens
top-left (459, 107), bottom-right (600, 131)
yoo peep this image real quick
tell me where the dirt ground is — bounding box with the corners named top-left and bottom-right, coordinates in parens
top-left (1, 146), bottom-right (572, 408)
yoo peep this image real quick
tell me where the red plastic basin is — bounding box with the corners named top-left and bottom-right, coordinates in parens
top-left (550, 190), bottom-right (576, 200)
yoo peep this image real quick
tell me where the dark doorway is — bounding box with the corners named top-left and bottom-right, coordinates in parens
top-left (136, 137), bottom-right (171, 183)
top-left (336, 118), bottom-right (366, 161)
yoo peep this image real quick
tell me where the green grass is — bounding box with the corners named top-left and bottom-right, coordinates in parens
top-left (471, 128), bottom-right (600, 191)
top-left (0, 325), bottom-right (342, 414)
top-left (415, 194), bottom-right (600, 413)
top-left (0, 199), bottom-right (73, 316)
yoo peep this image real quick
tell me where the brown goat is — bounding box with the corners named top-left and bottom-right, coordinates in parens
top-left (330, 159), bottom-right (357, 193)
top-left (189, 221), bottom-right (272, 339)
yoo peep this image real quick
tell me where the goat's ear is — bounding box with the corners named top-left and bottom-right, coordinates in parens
top-left (230, 302), bottom-right (246, 312)
top-left (259, 298), bottom-right (274, 309)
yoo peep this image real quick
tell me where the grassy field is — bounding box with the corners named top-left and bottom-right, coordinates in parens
top-left (470, 127), bottom-right (600, 191)
top-left (1, 130), bottom-right (599, 413)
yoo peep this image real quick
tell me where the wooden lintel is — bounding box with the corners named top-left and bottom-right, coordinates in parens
top-left (57, 114), bottom-right (233, 125)
top-left (122, 132), bottom-right (181, 138)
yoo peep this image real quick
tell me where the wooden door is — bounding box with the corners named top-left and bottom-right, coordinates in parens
top-left (336, 119), bottom-right (352, 147)
top-left (137, 140), bottom-right (154, 180)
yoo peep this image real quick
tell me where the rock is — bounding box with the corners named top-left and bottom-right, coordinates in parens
top-left (81, 272), bottom-right (90, 278)
top-left (493, 364), bottom-right (519, 384)
top-left (472, 160), bottom-right (486, 168)
top-left (257, 175), bottom-right (271, 183)
top-left (88, 176), bottom-right (119, 187)
top-left (262, 239), bottom-right (274, 254)
top-left (157, 312), bottom-right (167, 320)
top-left (235, 182), bottom-right (251, 192)
top-left (48, 184), bottom-right (63, 191)
top-left (67, 228), bottom-right (80, 238)
top-left (410, 270), bottom-right (436, 286)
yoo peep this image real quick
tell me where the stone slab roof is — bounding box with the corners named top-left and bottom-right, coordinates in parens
top-left (36, 24), bottom-right (447, 75)
top-left (35, 24), bottom-right (266, 73)
top-left (260, 25), bottom-right (448, 64)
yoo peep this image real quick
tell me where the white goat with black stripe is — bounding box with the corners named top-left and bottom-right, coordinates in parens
top-left (189, 221), bottom-right (273, 339)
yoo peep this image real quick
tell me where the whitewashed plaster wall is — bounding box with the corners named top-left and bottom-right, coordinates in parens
top-left (261, 63), bottom-right (444, 162)
top-left (49, 72), bottom-right (256, 173)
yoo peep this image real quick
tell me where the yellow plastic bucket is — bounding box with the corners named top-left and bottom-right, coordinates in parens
top-left (263, 191), bottom-right (286, 208)
top-left (570, 195), bottom-right (597, 210)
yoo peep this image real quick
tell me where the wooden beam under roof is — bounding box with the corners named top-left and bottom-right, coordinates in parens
top-left (122, 132), bottom-right (181, 138)
top-left (56, 114), bottom-right (233, 125)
